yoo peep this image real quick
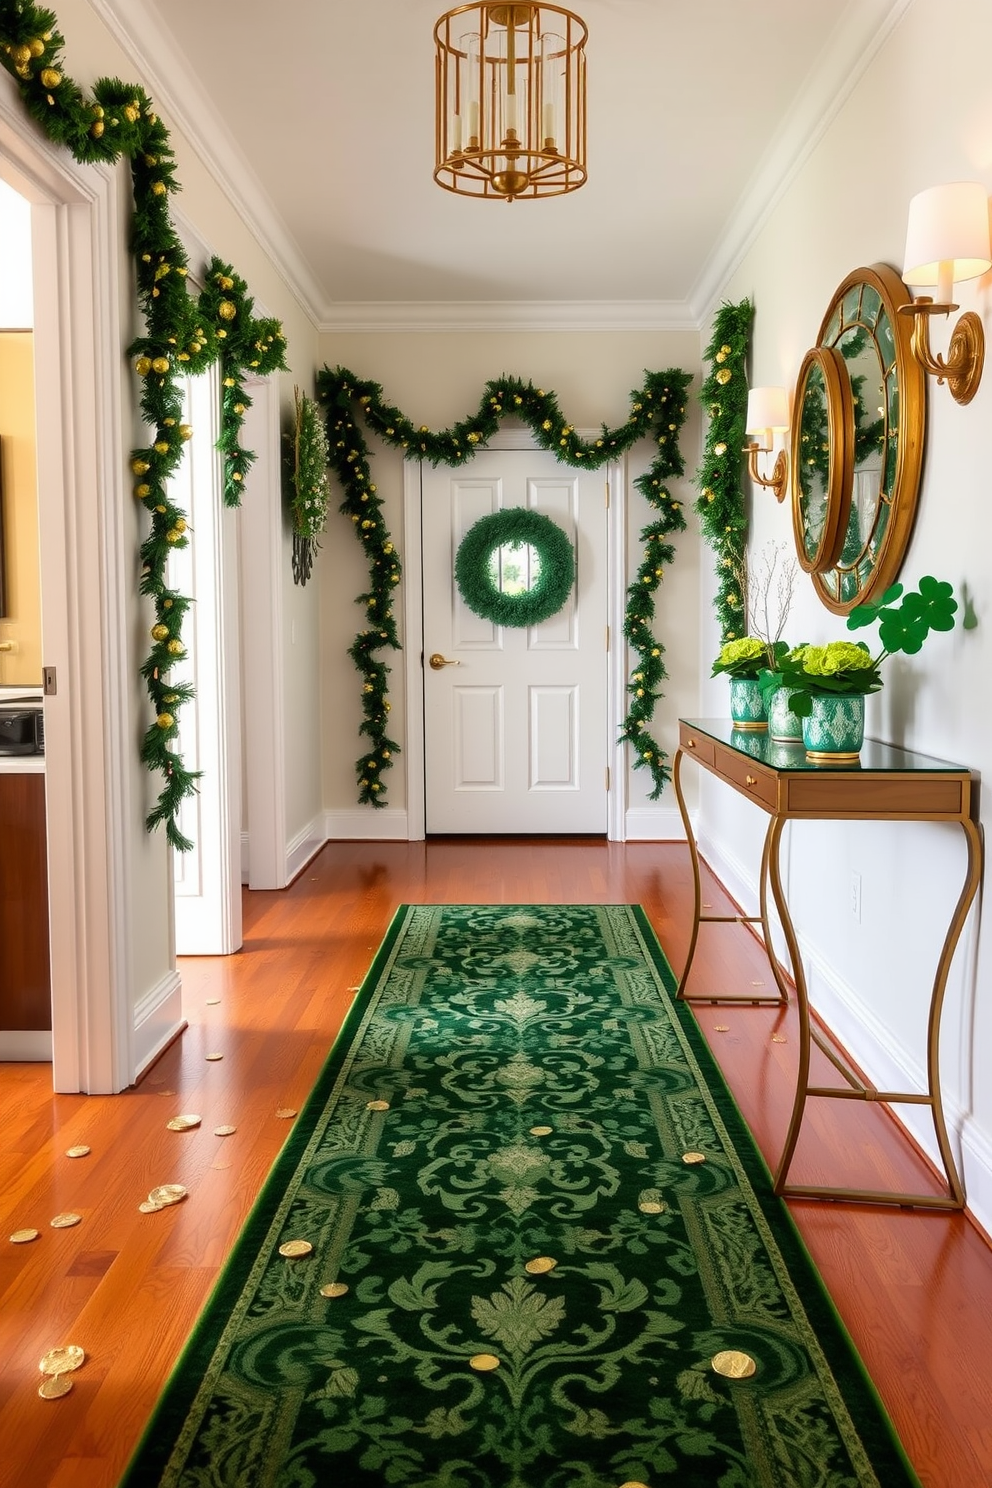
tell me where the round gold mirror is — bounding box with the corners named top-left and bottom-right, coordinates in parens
top-left (790, 345), bottom-right (854, 574)
top-left (802, 263), bottom-right (925, 613)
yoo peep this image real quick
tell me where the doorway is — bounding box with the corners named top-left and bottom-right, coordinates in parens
top-left (404, 431), bottom-right (629, 839)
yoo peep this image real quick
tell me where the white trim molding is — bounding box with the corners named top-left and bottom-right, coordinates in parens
top-left (1, 74), bottom-right (137, 1093)
top-left (321, 300), bottom-right (697, 334)
top-left (323, 809), bottom-right (409, 843)
top-left (132, 970), bottom-right (185, 1081)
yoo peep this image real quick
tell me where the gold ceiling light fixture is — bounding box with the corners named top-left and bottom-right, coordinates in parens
top-left (434, 3), bottom-right (587, 202)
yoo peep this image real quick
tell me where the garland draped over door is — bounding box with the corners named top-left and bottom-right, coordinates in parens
top-left (316, 367), bottom-right (692, 809)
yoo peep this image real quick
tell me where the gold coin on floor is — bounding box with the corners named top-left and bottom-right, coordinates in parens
top-left (38, 1376), bottom-right (73, 1400)
top-left (469, 1353), bottom-right (500, 1372)
top-left (50, 1214), bottom-right (82, 1229)
top-left (148, 1184), bottom-right (187, 1206)
top-left (275, 1108), bottom-right (297, 1119)
top-left (39, 1345), bottom-right (85, 1376)
top-left (617, 1481), bottom-right (651, 1488)
top-left (529, 1126), bottom-right (553, 1136)
top-left (711, 1349), bottom-right (757, 1379)
top-left (166, 1114), bottom-right (201, 1131)
top-left (213, 1125), bottom-right (237, 1136)
top-left (10, 1229), bottom-right (39, 1244)
top-left (279, 1240), bottom-right (313, 1259)
top-left (138, 1200), bottom-right (164, 1213)
top-left (320, 1282), bottom-right (349, 1298)
top-left (65, 1146), bottom-right (90, 1159)
top-left (638, 1200), bottom-right (666, 1214)
top-left (771, 1034), bottom-right (787, 1043)
top-left (366, 1100), bottom-right (390, 1111)
top-left (682, 1152), bottom-right (707, 1165)
top-left (524, 1256), bottom-right (557, 1274)
top-left (713, 1024), bottom-right (730, 1032)
top-left (205, 1052), bottom-right (224, 1061)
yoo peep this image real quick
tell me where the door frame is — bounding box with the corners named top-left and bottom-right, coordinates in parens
top-left (403, 428), bottom-right (628, 841)
top-left (1, 75), bottom-right (133, 1091)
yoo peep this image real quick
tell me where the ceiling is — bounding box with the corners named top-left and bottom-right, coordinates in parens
top-left (95, 0), bottom-right (909, 327)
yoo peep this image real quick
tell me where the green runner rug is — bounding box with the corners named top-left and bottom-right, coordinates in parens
top-left (121, 904), bottom-right (920, 1488)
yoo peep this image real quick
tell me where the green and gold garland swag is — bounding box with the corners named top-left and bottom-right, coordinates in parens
top-left (317, 366), bottom-right (692, 807)
top-left (0, 2), bottom-right (287, 850)
top-left (695, 300), bottom-right (753, 643)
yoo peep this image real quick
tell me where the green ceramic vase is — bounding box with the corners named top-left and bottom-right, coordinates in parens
top-left (729, 678), bottom-right (767, 730)
top-left (767, 686), bottom-right (804, 741)
top-left (801, 694), bottom-right (865, 760)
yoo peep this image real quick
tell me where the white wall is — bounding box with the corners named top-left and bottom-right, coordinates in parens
top-left (707, 0), bottom-right (992, 1225)
top-left (316, 328), bottom-right (703, 834)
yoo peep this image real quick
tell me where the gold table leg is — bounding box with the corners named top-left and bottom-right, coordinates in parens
top-left (773, 814), bottom-right (982, 1209)
top-left (673, 749), bottom-right (787, 1007)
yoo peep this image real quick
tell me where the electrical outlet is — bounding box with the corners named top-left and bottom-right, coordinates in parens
top-left (850, 870), bottom-right (862, 923)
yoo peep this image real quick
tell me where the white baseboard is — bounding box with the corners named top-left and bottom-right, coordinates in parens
top-left (324, 808), bottom-right (410, 841)
top-left (624, 806), bottom-right (686, 841)
top-left (286, 819), bottom-right (327, 882)
top-left (0, 1029), bottom-right (53, 1061)
top-left (132, 969), bottom-right (184, 1080)
top-left (699, 827), bottom-right (992, 1235)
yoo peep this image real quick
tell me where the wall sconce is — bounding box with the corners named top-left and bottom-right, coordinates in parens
top-left (744, 386), bottom-right (789, 502)
top-left (900, 181), bottom-right (991, 406)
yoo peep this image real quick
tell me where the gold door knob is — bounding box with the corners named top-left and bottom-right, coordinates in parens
top-left (428, 653), bottom-right (461, 671)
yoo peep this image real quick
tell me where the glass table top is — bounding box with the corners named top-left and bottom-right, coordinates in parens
top-left (680, 720), bottom-right (971, 776)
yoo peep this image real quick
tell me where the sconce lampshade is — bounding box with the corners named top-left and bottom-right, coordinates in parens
top-left (434, 4), bottom-right (587, 201)
top-left (745, 386), bottom-right (789, 436)
top-left (903, 181), bottom-right (991, 301)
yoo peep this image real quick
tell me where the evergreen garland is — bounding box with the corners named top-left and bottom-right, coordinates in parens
top-left (316, 366), bottom-right (692, 807)
top-left (695, 300), bottom-right (754, 642)
top-left (290, 387), bottom-right (331, 586)
top-left (0, 2), bottom-right (287, 849)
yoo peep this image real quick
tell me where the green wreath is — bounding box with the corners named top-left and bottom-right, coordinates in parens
top-left (455, 508), bottom-right (575, 628)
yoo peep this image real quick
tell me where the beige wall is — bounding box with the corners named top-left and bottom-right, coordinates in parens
top-left (317, 328), bottom-right (703, 818)
top-left (0, 332), bottom-right (41, 685)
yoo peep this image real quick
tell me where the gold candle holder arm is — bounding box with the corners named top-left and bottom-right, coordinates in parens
top-left (898, 297), bottom-right (985, 406)
top-left (743, 441), bottom-right (789, 503)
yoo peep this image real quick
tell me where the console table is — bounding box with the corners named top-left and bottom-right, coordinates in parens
top-left (673, 718), bottom-right (982, 1209)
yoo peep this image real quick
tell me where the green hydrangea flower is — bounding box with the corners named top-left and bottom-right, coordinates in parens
top-left (801, 641), bottom-right (875, 677)
top-left (711, 636), bottom-right (767, 679)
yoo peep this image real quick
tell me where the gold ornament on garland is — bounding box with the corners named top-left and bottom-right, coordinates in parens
top-left (0, 1), bottom-right (288, 851)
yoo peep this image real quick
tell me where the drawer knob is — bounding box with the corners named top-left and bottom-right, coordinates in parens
top-left (686, 738), bottom-right (697, 749)
top-left (746, 774), bottom-right (757, 787)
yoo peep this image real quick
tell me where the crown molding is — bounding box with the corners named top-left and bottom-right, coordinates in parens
top-left (320, 299), bottom-right (698, 334)
top-left (87, 0), bottom-right (326, 326)
top-left (690, 0), bottom-right (915, 323)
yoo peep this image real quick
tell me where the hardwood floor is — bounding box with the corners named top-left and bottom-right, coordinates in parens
top-left (1, 838), bottom-right (990, 1487)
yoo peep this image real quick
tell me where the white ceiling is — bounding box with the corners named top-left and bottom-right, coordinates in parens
top-left (94, 0), bottom-right (910, 327)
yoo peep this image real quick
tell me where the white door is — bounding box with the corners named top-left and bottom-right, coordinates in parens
top-left (422, 449), bottom-right (608, 833)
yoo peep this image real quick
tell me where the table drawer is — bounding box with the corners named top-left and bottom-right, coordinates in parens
top-left (679, 724), bottom-right (715, 766)
top-left (712, 742), bottom-right (779, 810)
